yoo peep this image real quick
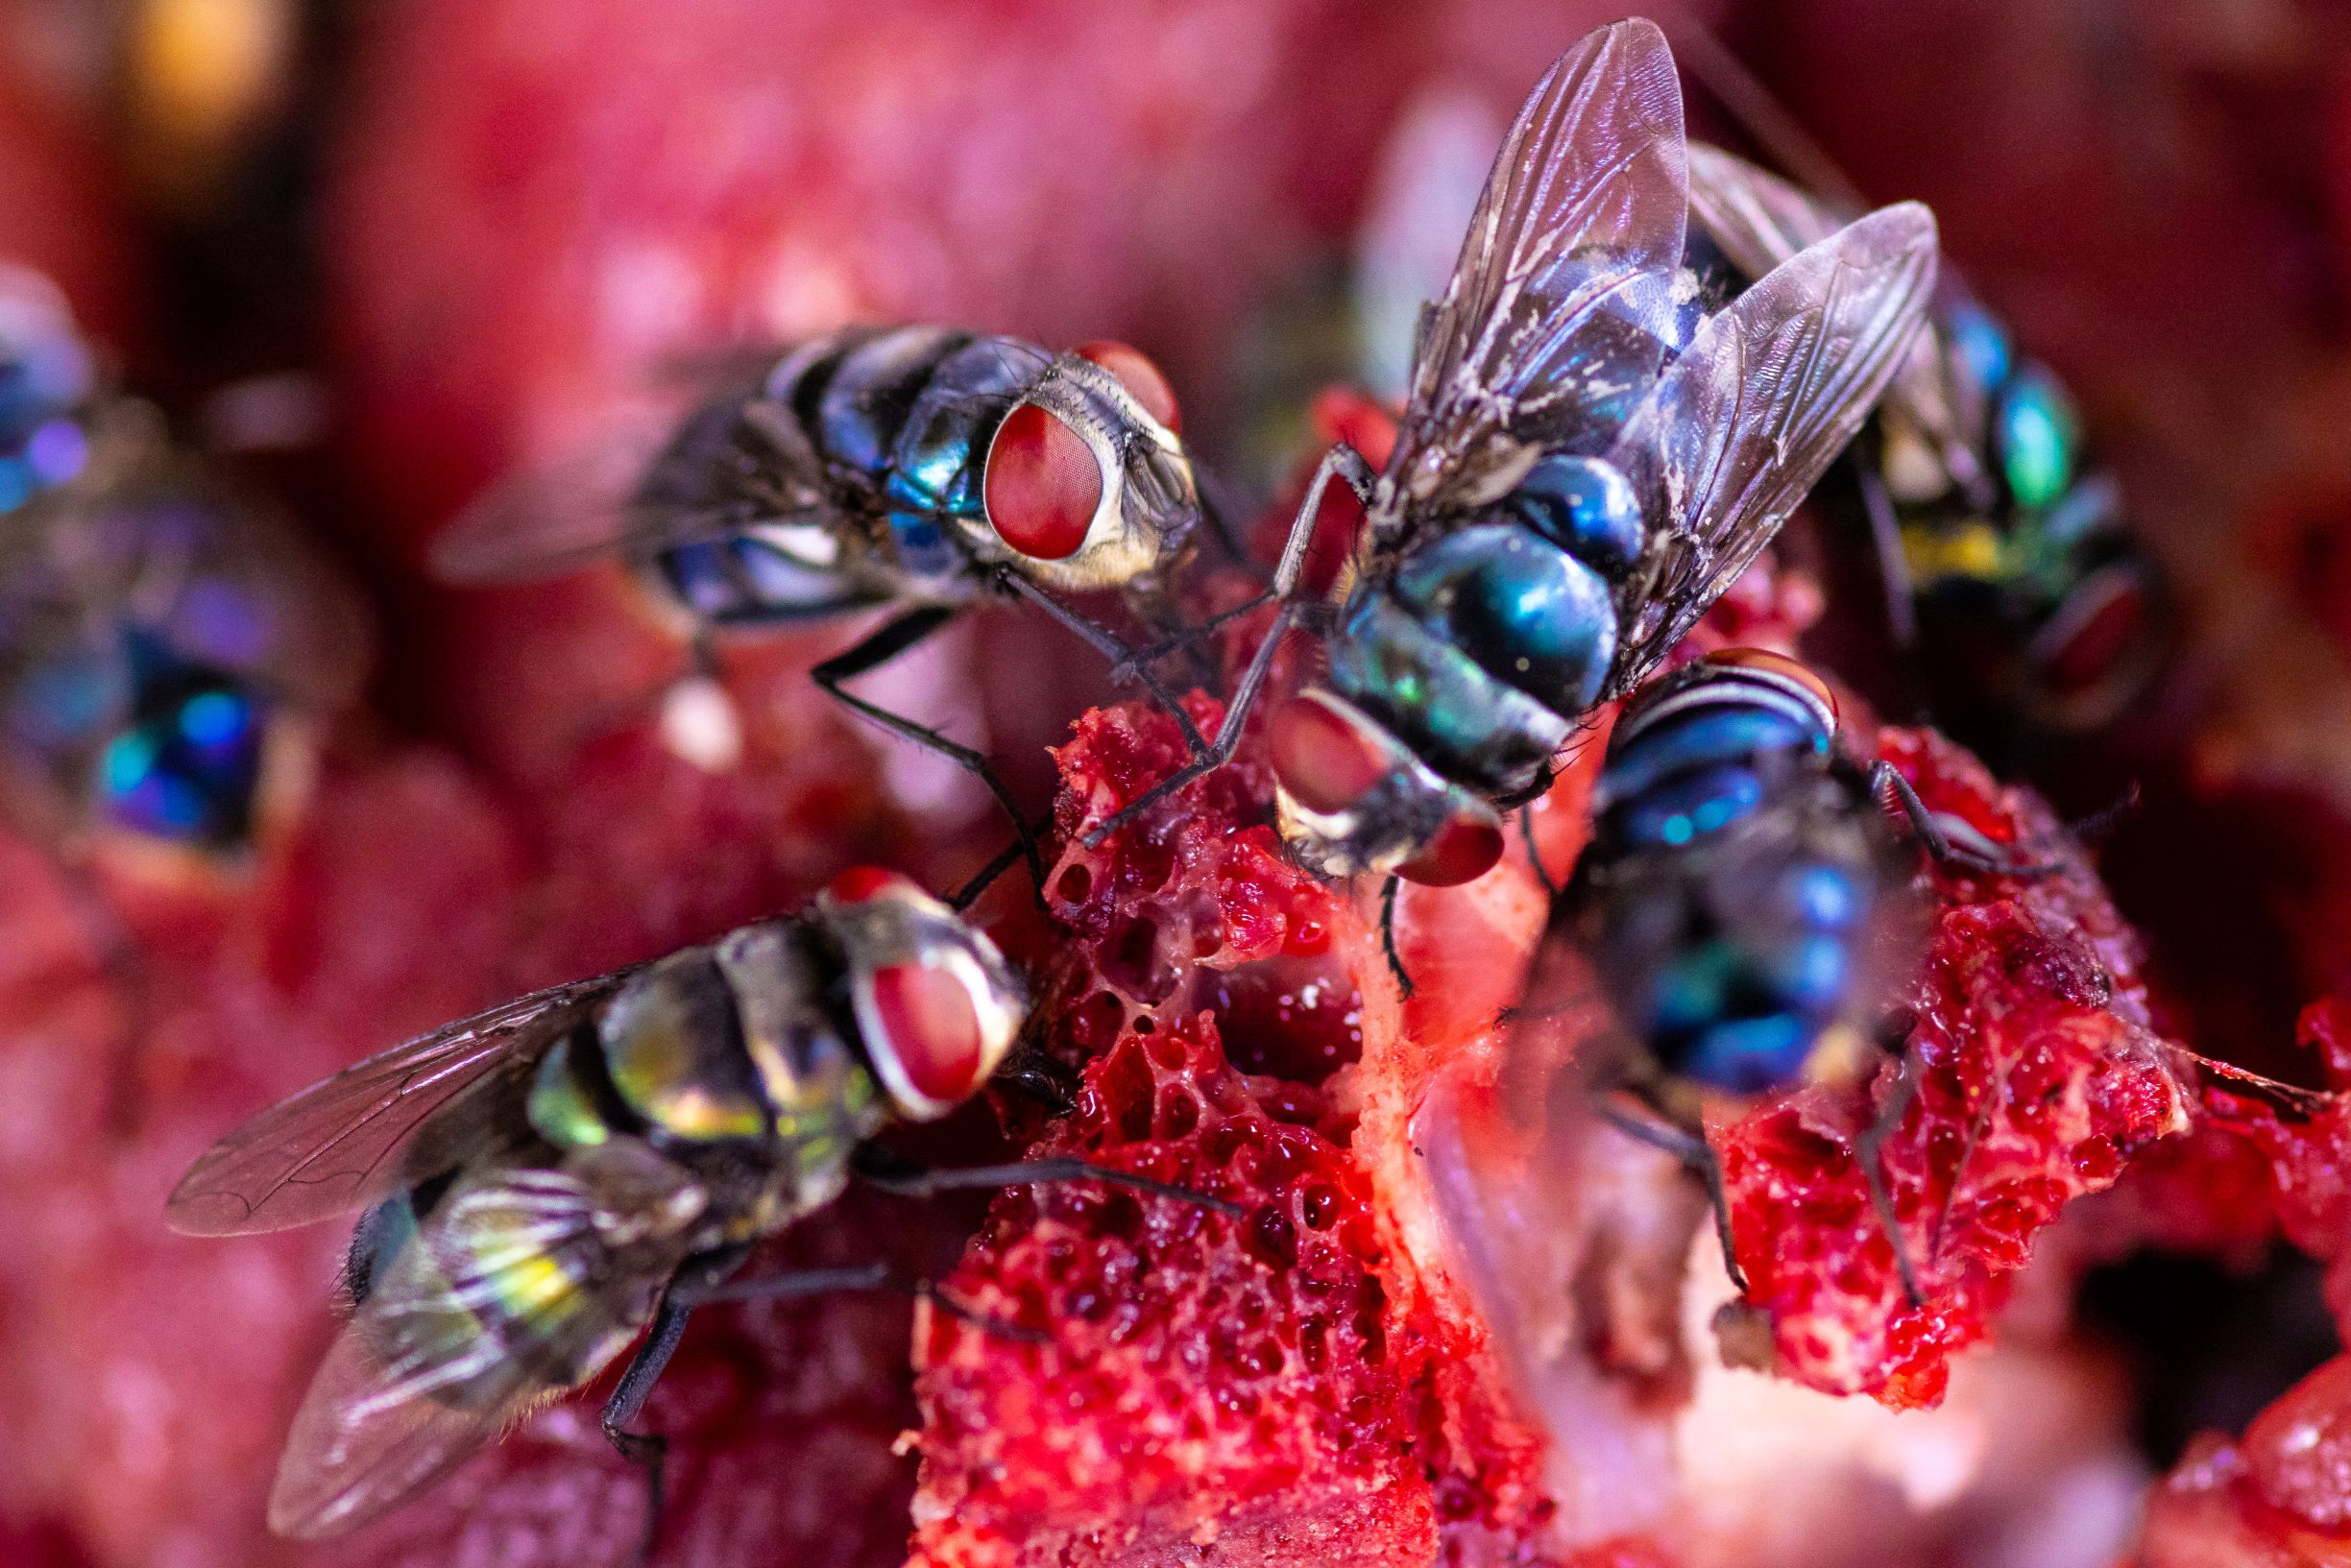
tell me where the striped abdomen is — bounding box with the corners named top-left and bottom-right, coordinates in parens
top-left (652, 326), bottom-right (1052, 624)
top-left (1575, 654), bottom-right (1884, 1095)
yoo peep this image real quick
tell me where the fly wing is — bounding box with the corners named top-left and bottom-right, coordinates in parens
top-left (427, 355), bottom-right (833, 586)
top-left (428, 407), bottom-right (732, 584)
top-left (1385, 19), bottom-right (1690, 519)
top-left (165, 972), bottom-right (630, 1237)
top-left (1603, 201), bottom-right (1939, 696)
top-left (265, 1165), bottom-right (671, 1539)
top-left (1686, 141), bottom-right (1980, 499)
top-left (1684, 141), bottom-right (1846, 276)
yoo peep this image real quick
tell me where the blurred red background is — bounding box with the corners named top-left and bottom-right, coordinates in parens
top-left (9, 1), bottom-right (2351, 1565)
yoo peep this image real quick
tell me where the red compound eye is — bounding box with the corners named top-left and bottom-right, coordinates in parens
top-left (2034, 567), bottom-right (2152, 699)
top-left (1076, 339), bottom-right (1180, 431)
top-left (866, 959), bottom-right (987, 1110)
top-left (984, 402), bottom-right (1101, 561)
top-left (1395, 809), bottom-right (1504, 887)
top-left (1709, 646), bottom-right (1840, 728)
top-left (1271, 691), bottom-right (1393, 814)
top-left (827, 864), bottom-right (917, 905)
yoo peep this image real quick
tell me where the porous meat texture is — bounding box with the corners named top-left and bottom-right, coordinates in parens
top-left (1718, 727), bottom-right (2191, 1407)
top-left (907, 695), bottom-right (1560, 1567)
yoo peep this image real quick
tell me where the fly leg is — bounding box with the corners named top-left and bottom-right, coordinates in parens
top-left (1379, 875), bottom-right (1414, 1001)
top-left (1081, 444), bottom-right (1377, 847)
top-left (49, 851), bottom-right (157, 1139)
top-left (945, 813), bottom-right (1056, 912)
top-left (1518, 809), bottom-right (1559, 899)
top-left (812, 604), bottom-right (1046, 900)
top-left (602, 1243), bottom-right (750, 1568)
top-left (1589, 1090), bottom-right (1751, 1296)
top-left (1853, 460), bottom-right (1922, 656)
top-left (1855, 1048), bottom-right (1927, 1310)
top-left (675, 1260), bottom-right (1044, 1345)
top-left (851, 1145), bottom-right (1243, 1218)
top-left (1869, 761), bottom-right (2061, 877)
top-left (989, 570), bottom-right (1214, 758)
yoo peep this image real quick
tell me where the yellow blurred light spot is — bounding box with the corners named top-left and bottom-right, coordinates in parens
top-left (130, 0), bottom-right (291, 187)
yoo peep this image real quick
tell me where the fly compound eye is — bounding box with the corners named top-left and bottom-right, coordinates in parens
top-left (1705, 648), bottom-right (1840, 733)
top-left (825, 864), bottom-right (920, 905)
top-left (854, 946), bottom-right (1018, 1120)
top-left (1394, 805), bottom-right (1505, 887)
top-left (1270, 690), bottom-right (1393, 814)
top-left (1074, 339), bottom-right (1181, 432)
top-left (983, 400), bottom-right (1102, 561)
top-left (2029, 565), bottom-right (2154, 703)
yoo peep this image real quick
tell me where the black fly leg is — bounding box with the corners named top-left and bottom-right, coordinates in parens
top-left (1852, 460), bottom-right (1922, 657)
top-left (1080, 444), bottom-right (1377, 848)
top-left (989, 571), bottom-right (1214, 758)
top-left (1870, 761), bottom-right (2060, 877)
top-left (601, 1244), bottom-right (750, 1568)
top-left (45, 851), bottom-right (158, 1139)
top-left (1379, 875), bottom-right (1415, 1001)
top-left (676, 1260), bottom-right (1045, 1345)
top-left (1855, 1049), bottom-right (1927, 1310)
top-left (1518, 808), bottom-right (1560, 899)
top-left (1589, 1092), bottom-right (1752, 1296)
top-left (851, 1144), bottom-right (1243, 1218)
top-left (812, 604), bottom-right (1046, 898)
top-left (946, 814), bottom-right (1056, 913)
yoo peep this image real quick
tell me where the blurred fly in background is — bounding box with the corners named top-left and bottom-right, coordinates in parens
top-left (0, 5), bottom-right (2348, 1568)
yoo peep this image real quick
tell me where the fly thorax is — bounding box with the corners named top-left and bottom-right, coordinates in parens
top-left (598, 947), bottom-right (775, 1144)
top-left (715, 917), bottom-right (889, 1166)
top-left (1321, 571), bottom-right (1572, 805)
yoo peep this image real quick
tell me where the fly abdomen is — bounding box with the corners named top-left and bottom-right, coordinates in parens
top-left (96, 629), bottom-right (267, 848)
top-left (1324, 591), bottom-right (1572, 798)
top-left (348, 1167), bottom-right (638, 1410)
top-left (1615, 839), bottom-right (1878, 1095)
top-left (1389, 522), bottom-right (1619, 712)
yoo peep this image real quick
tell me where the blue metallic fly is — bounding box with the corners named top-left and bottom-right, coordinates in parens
top-left (1081, 21), bottom-right (1941, 948)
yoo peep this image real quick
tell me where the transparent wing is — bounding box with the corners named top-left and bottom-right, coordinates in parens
top-left (2163, 1042), bottom-right (2351, 1123)
top-left (428, 404), bottom-right (726, 585)
top-left (1387, 18), bottom-right (1690, 513)
top-left (1684, 141), bottom-right (1845, 276)
top-left (265, 1167), bottom-right (661, 1539)
top-left (427, 358), bottom-right (834, 586)
top-left (1686, 141), bottom-right (1981, 498)
top-left (165, 973), bottom-right (629, 1237)
top-left (1603, 201), bottom-right (1939, 694)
